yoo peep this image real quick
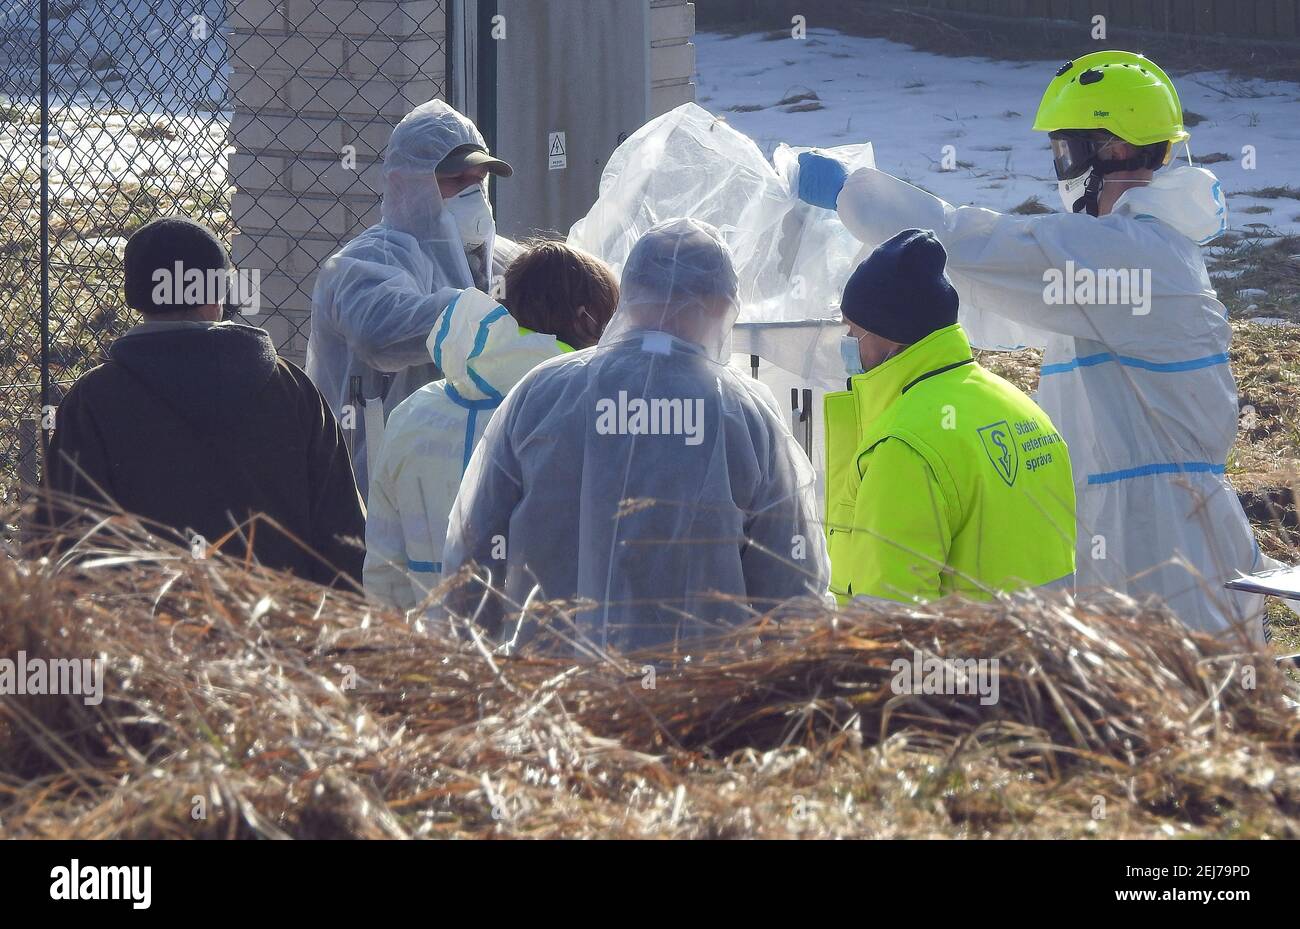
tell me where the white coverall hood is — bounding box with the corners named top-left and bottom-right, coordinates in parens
top-left (834, 163), bottom-right (1270, 636)
top-left (381, 100), bottom-right (493, 246)
top-left (1109, 164), bottom-right (1228, 246)
top-left (306, 100), bottom-right (516, 497)
top-left (443, 220), bottom-right (830, 653)
top-left (598, 218), bottom-right (742, 362)
top-left (364, 288), bottom-right (566, 611)
top-left (427, 289), bottom-right (561, 403)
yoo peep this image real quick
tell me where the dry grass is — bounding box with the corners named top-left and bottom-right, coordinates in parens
top-left (1, 500), bottom-right (1297, 839)
top-left (1209, 234), bottom-right (1300, 324)
top-left (1227, 320), bottom-right (1300, 478)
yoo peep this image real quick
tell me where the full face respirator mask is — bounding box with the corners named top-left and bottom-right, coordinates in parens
top-left (1049, 129), bottom-right (1171, 216)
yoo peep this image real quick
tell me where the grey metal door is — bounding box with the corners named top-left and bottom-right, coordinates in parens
top-left (485, 0), bottom-right (649, 240)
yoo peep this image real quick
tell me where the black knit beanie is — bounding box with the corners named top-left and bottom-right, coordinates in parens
top-left (840, 228), bottom-right (959, 344)
top-left (124, 216), bottom-right (230, 314)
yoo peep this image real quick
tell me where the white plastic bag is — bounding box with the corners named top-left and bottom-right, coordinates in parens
top-left (569, 103), bottom-right (874, 388)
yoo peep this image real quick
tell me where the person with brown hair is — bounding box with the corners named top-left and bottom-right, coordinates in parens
top-left (499, 238), bottom-right (619, 350)
top-left (363, 240), bottom-right (619, 611)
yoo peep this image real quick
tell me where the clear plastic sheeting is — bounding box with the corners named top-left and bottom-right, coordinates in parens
top-left (569, 103), bottom-right (875, 388)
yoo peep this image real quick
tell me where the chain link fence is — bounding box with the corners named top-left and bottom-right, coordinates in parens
top-left (0, 0), bottom-right (450, 514)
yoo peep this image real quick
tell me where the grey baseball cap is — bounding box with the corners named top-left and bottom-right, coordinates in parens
top-left (436, 143), bottom-right (514, 177)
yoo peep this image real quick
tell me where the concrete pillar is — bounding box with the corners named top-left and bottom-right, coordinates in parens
top-left (650, 0), bottom-right (696, 117)
top-left (226, 0), bottom-right (449, 362)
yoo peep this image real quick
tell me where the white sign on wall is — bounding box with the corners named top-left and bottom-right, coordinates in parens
top-left (548, 131), bottom-right (567, 170)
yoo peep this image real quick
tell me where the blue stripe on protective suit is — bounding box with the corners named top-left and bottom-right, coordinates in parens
top-left (443, 380), bottom-right (500, 412)
top-left (407, 559), bottom-right (443, 573)
top-left (465, 305), bottom-right (510, 402)
top-left (1041, 351), bottom-right (1229, 377)
top-left (1203, 181), bottom-right (1228, 245)
top-left (443, 381), bottom-right (501, 475)
top-left (1086, 461), bottom-right (1225, 485)
top-left (446, 306), bottom-right (511, 472)
top-left (432, 290), bottom-right (463, 370)
top-left (462, 409), bottom-right (478, 473)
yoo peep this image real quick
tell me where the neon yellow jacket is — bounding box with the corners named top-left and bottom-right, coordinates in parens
top-left (824, 324), bottom-right (1076, 603)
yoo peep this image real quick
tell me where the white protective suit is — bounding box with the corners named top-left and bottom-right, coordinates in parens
top-left (363, 288), bottom-right (568, 611)
top-left (443, 219), bottom-right (830, 653)
top-left (831, 163), bottom-right (1269, 634)
top-left (306, 100), bottom-right (520, 495)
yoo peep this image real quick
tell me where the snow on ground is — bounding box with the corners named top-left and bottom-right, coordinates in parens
top-left (0, 1), bottom-right (229, 191)
top-left (695, 29), bottom-right (1300, 238)
top-left (0, 0), bottom-right (228, 109)
top-left (0, 110), bottom-right (230, 193)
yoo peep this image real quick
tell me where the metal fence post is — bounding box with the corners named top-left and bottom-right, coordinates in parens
top-left (38, 0), bottom-right (51, 469)
top-left (18, 417), bottom-right (39, 492)
top-left (18, 416), bottom-right (41, 551)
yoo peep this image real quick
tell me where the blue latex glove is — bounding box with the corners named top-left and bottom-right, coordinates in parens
top-left (797, 151), bottom-right (849, 211)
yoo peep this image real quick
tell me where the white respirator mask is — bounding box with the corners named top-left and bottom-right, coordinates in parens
top-left (1057, 170), bottom-right (1093, 214)
top-left (444, 182), bottom-right (495, 249)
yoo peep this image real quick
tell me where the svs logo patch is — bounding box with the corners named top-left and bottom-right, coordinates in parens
top-left (977, 421), bottom-right (1019, 487)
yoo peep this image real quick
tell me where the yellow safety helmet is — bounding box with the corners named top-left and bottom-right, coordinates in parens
top-left (1033, 50), bottom-right (1189, 147)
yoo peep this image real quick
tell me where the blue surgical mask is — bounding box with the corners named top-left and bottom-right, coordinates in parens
top-left (840, 334), bottom-right (864, 377)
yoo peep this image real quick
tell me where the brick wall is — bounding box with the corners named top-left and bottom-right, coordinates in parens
top-left (226, 0), bottom-right (449, 360)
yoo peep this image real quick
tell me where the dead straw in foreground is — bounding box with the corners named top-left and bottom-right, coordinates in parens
top-left (1, 504), bottom-right (1298, 839)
